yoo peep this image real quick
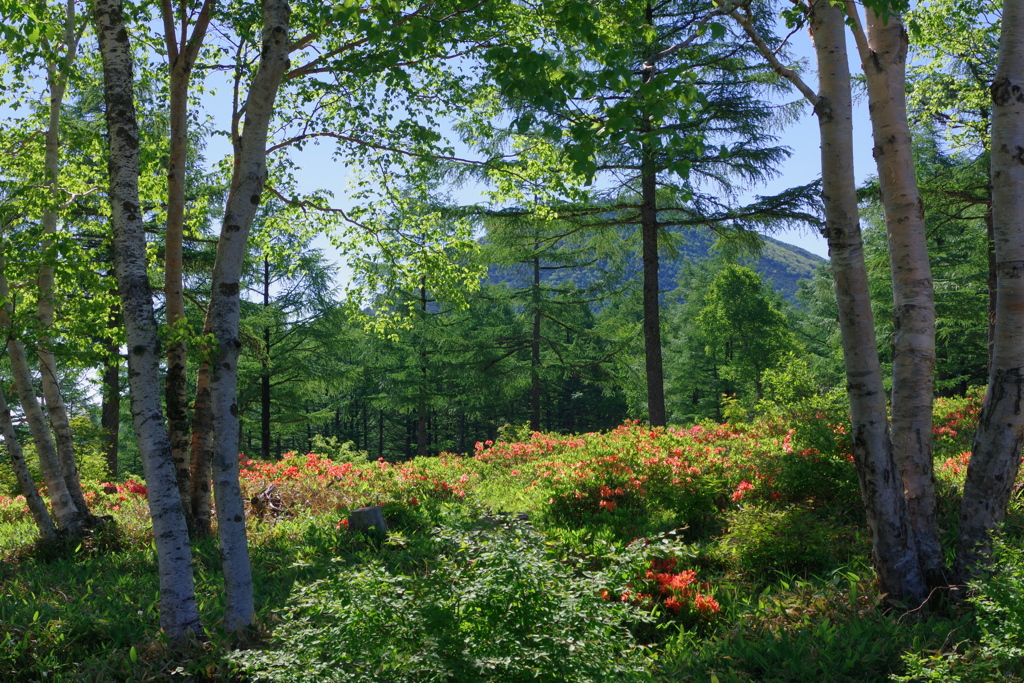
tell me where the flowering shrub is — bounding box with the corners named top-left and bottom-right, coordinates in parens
top-left (931, 391), bottom-right (983, 462)
top-left (0, 495), bottom-right (28, 524)
top-left (604, 556), bottom-right (721, 632)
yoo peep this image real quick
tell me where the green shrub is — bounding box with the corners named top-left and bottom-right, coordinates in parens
top-left (308, 434), bottom-right (371, 465)
top-left (658, 571), bottom-right (962, 682)
top-left (0, 415), bottom-right (109, 497)
top-left (232, 519), bottom-right (651, 682)
top-left (716, 506), bottom-right (856, 577)
top-left (897, 540), bottom-right (1024, 682)
top-left (768, 448), bottom-right (860, 513)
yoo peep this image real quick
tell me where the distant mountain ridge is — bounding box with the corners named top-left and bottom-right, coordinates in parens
top-left (487, 229), bottom-right (827, 303)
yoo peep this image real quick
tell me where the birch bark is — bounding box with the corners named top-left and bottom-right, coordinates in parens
top-left (0, 385), bottom-right (58, 540)
top-left (731, 0), bottom-right (926, 603)
top-left (956, 0), bottom-right (1024, 579)
top-left (0, 239), bottom-right (82, 535)
top-left (206, 0), bottom-right (291, 630)
top-left (37, 0), bottom-right (91, 521)
top-left (846, 4), bottom-right (942, 584)
top-left (93, 0), bottom-right (203, 639)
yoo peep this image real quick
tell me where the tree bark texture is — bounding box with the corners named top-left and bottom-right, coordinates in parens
top-left (0, 385), bottom-right (58, 540)
top-left (101, 339), bottom-right (121, 479)
top-left (37, 3), bottom-right (92, 520)
top-left (956, 0), bottom-right (1024, 579)
top-left (640, 137), bottom-right (665, 427)
top-left (852, 5), bottom-right (942, 583)
top-left (161, 0), bottom-right (214, 525)
top-left (189, 358), bottom-right (214, 537)
top-left (93, 0), bottom-right (203, 639)
top-left (808, 0), bottom-right (926, 603)
top-left (0, 248), bottom-right (83, 535)
top-left (530, 255), bottom-right (541, 432)
top-left (205, 0), bottom-right (291, 630)
top-left (101, 298), bottom-right (122, 479)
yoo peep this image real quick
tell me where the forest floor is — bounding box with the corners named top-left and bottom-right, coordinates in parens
top-left (1, 393), bottom-right (1023, 681)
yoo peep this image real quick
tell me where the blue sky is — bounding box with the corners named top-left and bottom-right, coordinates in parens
top-left (202, 20), bottom-right (880, 281)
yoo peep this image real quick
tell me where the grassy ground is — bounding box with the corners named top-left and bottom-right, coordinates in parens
top-left (1, 394), bottom-right (1022, 681)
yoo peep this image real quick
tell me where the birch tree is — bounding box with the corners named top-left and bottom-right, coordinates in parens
top-left (204, 0), bottom-right (291, 630)
top-left (0, 228), bottom-right (84, 536)
top-left (93, 0), bottom-right (203, 639)
top-left (731, 0), bottom-right (927, 603)
top-left (844, 0), bottom-right (942, 583)
top-left (0, 384), bottom-right (57, 540)
top-left (35, 0), bottom-right (93, 522)
top-left (956, 0), bottom-right (1024, 580)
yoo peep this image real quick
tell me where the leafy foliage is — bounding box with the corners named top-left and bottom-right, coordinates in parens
top-left (230, 519), bottom-right (650, 683)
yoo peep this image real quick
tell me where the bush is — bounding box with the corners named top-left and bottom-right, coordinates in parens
top-left (897, 540), bottom-right (1024, 682)
top-left (658, 571), bottom-right (961, 682)
top-left (308, 435), bottom-right (371, 465)
top-left (0, 415), bottom-right (109, 497)
top-left (231, 519), bottom-right (651, 682)
top-left (716, 506), bottom-right (857, 577)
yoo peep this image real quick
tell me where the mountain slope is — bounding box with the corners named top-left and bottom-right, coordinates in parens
top-left (488, 230), bottom-right (827, 303)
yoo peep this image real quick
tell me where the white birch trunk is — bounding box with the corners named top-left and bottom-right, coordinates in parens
top-left (93, 0), bottom-right (203, 639)
top-left (37, 1), bottom-right (92, 520)
top-left (956, 0), bottom-right (1024, 579)
top-left (849, 5), bottom-right (942, 583)
top-left (0, 242), bottom-right (82, 535)
top-left (207, 0), bottom-right (291, 630)
top-left (0, 385), bottom-right (58, 540)
top-left (732, 0), bottom-right (926, 603)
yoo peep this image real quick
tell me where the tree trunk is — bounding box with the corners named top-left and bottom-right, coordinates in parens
top-left (0, 247), bottom-right (83, 535)
top-left (0, 385), bottom-right (58, 540)
top-left (530, 255), bottom-right (542, 431)
top-left (808, 0), bottom-right (926, 604)
top-left (851, 4), bottom-right (943, 584)
top-left (205, 0), bottom-right (291, 631)
top-left (986, 201), bottom-right (996, 368)
top-left (164, 58), bottom-right (193, 521)
top-left (189, 358), bottom-right (214, 537)
top-left (417, 281), bottom-right (428, 457)
top-left (640, 19), bottom-right (666, 428)
top-left (93, 0), bottom-right (203, 639)
top-left (956, 0), bottom-right (1024, 579)
top-left (161, 0), bottom-right (214, 527)
top-left (101, 333), bottom-right (121, 479)
top-left (37, 0), bottom-right (92, 521)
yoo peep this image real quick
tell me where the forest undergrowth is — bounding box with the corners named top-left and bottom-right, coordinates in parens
top-left (1, 391), bottom-right (1023, 682)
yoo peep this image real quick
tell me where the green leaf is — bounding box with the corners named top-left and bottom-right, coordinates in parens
top-left (129, 646), bottom-right (137, 663)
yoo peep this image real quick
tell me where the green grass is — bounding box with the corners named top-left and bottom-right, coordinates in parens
top-left (0, 404), bottom-right (1020, 681)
